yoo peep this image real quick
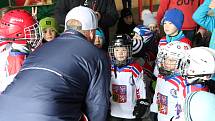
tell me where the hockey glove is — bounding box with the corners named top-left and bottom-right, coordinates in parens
top-left (133, 99), bottom-right (150, 118)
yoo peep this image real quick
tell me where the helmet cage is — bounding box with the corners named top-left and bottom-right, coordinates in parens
top-left (109, 45), bottom-right (132, 67)
top-left (24, 22), bottom-right (42, 49)
top-left (109, 34), bottom-right (133, 67)
top-left (157, 52), bottom-right (182, 76)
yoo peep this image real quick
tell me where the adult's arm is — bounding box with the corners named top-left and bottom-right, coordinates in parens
top-left (193, 0), bottom-right (215, 32)
top-left (156, 0), bottom-right (170, 25)
top-left (85, 55), bottom-right (111, 121)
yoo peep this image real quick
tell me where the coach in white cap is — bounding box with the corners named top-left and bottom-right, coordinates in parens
top-left (65, 6), bottom-right (98, 43)
top-left (0, 6), bottom-right (111, 121)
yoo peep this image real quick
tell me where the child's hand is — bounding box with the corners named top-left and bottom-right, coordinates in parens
top-left (209, 0), bottom-right (215, 9)
top-left (133, 99), bottom-right (150, 118)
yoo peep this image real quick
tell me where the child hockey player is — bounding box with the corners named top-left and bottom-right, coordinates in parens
top-left (109, 34), bottom-right (149, 121)
top-left (0, 9), bottom-right (42, 93)
top-left (180, 47), bottom-right (215, 121)
top-left (150, 41), bottom-right (208, 121)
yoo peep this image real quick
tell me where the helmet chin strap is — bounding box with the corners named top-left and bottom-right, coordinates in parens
top-left (158, 67), bottom-right (174, 76)
top-left (114, 60), bottom-right (127, 67)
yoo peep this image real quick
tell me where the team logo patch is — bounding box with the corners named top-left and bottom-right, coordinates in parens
top-left (170, 88), bottom-right (177, 98)
top-left (112, 84), bottom-right (127, 103)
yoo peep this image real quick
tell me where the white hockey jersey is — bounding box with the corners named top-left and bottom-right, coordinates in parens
top-left (110, 62), bottom-right (146, 119)
top-left (0, 42), bottom-right (29, 93)
top-left (150, 74), bottom-right (208, 121)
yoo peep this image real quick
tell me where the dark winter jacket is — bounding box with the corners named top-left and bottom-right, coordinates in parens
top-left (54, 0), bottom-right (119, 29)
top-left (0, 29), bottom-right (111, 121)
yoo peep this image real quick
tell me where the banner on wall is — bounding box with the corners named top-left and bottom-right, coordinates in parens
top-left (9, 0), bottom-right (54, 7)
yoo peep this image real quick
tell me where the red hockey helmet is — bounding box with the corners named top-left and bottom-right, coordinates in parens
top-left (0, 9), bottom-right (42, 49)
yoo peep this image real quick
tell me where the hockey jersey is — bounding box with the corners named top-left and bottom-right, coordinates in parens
top-left (150, 74), bottom-right (208, 121)
top-left (0, 42), bottom-right (29, 93)
top-left (110, 62), bottom-right (146, 119)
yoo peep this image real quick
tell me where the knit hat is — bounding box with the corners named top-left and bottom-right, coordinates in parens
top-left (65, 6), bottom-right (98, 30)
top-left (143, 14), bottom-right (157, 27)
top-left (120, 8), bottom-right (132, 18)
top-left (133, 39), bottom-right (143, 54)
top-left (39, 17), bottom-right (58, 33)
top-left (96, 28), bottom-right (105, 45)
top-left (162, 8), bottom-right (184, 30)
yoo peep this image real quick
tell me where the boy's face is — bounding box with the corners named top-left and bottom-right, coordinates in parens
top-left (163, 21), bottom-right (178, 36)
top-left (94, 36), bottom-right (103, 48)
top-left (162, 56), bottom-right (178, 71)
top-left (114, 47), bottom-right (128, 62)
top-left (148, 23), bottom-right (158, 32)
top-left (43, 27), bottom-right (57, 41)
top-left (123, 15), bottom-right (133, 25)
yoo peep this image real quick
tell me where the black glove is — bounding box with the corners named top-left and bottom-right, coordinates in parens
top-left (133, 99), bottom-right (150, 118)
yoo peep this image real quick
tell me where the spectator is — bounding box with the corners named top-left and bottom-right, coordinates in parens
top-left (0, 9), bottom-right (42, 93)
top-left (192, 0), bottom-right (215, 81)
top-left (0, 6), bottom-right (111, 121)
top-left (94, 27), bottom-right (106, 49)
top-left (141, 9), bottom-right (161, 49)
top-left (108, 34), bottom-right (149, 121)
top-left (156, 0), bottom-right (205, 45)
top-left (39, 17), bottom-right (59, 43)
top-left (132, 25), bottom-right (158, 105)
top-left (116, 8), bottom-right (137, 38)
top-left (142, 9), bottom-right (158, 32)
top-left (54, 0), bottom-right (119, 49)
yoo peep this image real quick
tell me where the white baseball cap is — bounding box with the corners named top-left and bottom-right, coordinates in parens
top-left (65, 6), bottom-right (98, 31)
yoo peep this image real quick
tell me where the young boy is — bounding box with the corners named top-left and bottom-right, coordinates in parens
top-left (159, 8), bottom-right (192, 47)
top-left (150, 41), bottom-right (208, 121)
top-left (154, 8), bottom-right (192, 77)
top-left (39, 17), bottom-right (58, 43)
top-left (141, 9), bottom-right (158, 32)
top-left (108, 34), bottom-right (149, 121)
top-left (116, 8), bottom-right (136, 38)
top-left (94, 28), bottom-right (105, 49)
top-left (132, 25), bottom-right (158, 104)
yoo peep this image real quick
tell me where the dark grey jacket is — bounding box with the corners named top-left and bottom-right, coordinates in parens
top-left (54, 0), bottom-right (119, 29)
top-left (0, 29), bottom-right (111, 121)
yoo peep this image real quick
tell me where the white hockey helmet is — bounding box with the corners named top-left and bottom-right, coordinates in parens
top-left (185, 91), bottom-right (215, 121)
top-left (181, 47), bottom-right (215, 84)
top-left (157, 41), bottom-right (191, 76)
